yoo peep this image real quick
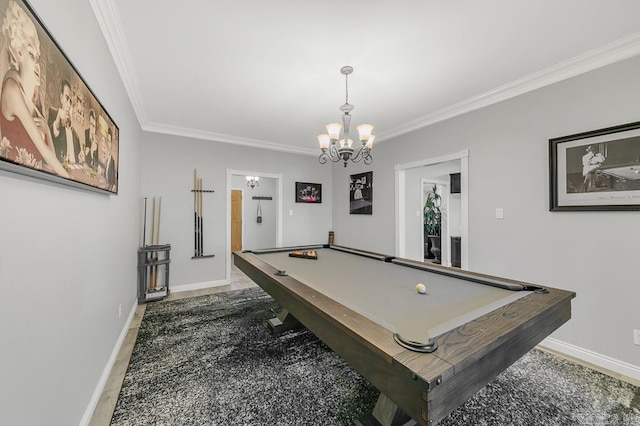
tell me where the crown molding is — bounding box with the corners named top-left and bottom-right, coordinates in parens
top-left (377, 31), bottom-right (640, 143)
top-left (143, 121), bottom-right (318, 156)
top-left (92, 1), bottom-right (640, 153)
top-left (91, 0), bottom-right (317, 157)
top-left (90, 0), bottom-right (147, 124)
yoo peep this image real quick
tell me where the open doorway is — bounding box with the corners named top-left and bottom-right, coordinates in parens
top-left (226, 169), bottom-right (283, 283)
top-left (395, 150), bottom-right (469, 269)
top-left (422, 179), bottom-right (448, 265)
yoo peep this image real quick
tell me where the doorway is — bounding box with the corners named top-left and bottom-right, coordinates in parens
top-left (395, 150), bottom-right (469, 269)
top-left (225, 169), bottom-right (284, 284)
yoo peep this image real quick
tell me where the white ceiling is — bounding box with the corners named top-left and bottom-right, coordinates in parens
top-left (91, 0), bottom-right (640, 155)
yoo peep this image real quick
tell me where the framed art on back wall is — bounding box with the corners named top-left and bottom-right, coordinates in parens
top-left (349, 171), bottom-right (372, 214)
top-left (0, 0), bottom-right (119, 194)
top-left (295, 182), bottom-right (322, 203)
top-left (549, 121), bottom-right (640, 211)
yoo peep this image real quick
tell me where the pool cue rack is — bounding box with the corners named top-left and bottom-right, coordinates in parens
top-left (138, 196), bottom-right (170, 303)
top-left (137, 244), bottom-right (171, 304)
top-left (192, 169), bottom-right (215, 259)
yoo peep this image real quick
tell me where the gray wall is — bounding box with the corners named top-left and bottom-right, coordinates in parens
top-left (141, 132), bottom-right (332, 288)
top-left (0, 0), bottom-right (142, 425)
top-left (332, 56), bottom-right (640, 371)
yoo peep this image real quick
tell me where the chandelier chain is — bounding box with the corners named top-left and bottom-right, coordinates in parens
top-left (345, 72), bottom-right (349, 106)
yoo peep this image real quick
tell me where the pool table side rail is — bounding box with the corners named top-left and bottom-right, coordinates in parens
top-left (246, 244), bottom-right (327, 254)
top-left (233, 251), bottom-right (453, 424)
top-left (233, 251), bottom-right (448, 368)
top-left (234, 249), bottom-right (576, 426)
top-left (398, 287), bottom-right (575, 424)
top-left (247, 244), bottom-right (393, 262)
top-left (392, 257), bottom-right (547, 292)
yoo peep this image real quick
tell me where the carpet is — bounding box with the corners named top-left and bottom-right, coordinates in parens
top-left (111, 288), bottom-right (640, 426)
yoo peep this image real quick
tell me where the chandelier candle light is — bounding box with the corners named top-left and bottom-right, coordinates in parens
top-left (318, 66), bottom-right (374, 167)
top-left (246, 176), bottom-right (260, 189)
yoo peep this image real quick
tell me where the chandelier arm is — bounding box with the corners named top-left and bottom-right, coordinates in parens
top-left (349, 146), bottom-right (363, 164)
top-left (363, 153), bottom-right (373, 165)
top-left (329, 143), bottom-right (341, 162)
top-left (345, 145), bottom-right (373, 166)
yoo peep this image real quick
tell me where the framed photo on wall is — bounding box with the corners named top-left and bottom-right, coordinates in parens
top-left (349, 171), bottom-right (373, 214)
top-left (295, 182), bottom-right (322, 203)
top-left (0, 0), bottom-right (119, 194)
top-left (549, 121), bottom-right (640, 211)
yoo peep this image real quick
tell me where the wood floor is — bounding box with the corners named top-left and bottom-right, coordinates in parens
top-left (88, 264), bottom-right (257, 426)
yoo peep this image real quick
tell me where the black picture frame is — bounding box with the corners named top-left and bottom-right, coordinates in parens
top-left (295, 182), bottom-right (322, 203)
top-left (549, 121), bottom-right (640, 211)
top-left (0, 0), bottom-right (119, 194)
top-left (350, 171), bottom-right (373, 214)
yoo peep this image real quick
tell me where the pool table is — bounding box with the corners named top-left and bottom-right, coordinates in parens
top-left (233, 245), bottom-right (575, 425)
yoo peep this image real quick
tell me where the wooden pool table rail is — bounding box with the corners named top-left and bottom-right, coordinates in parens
top-left (233, 247), bottom-right (575, 425)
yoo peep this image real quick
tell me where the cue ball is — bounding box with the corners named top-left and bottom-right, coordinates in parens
top-left (415, 283), bottom-right (426, 294)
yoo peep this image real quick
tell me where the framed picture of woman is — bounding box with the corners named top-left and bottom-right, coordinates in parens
top-left (349, 171), bottom-right (373, 214)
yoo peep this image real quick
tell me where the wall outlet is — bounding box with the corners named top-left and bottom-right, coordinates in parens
top-left (118, 304), bottom-right (123, 319)
top-left (634, 329), bottom-right (640, 346)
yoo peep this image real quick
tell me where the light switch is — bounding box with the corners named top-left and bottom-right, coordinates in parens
top-left (496, 208), bottom-right (504, 219)
top-left (289, 209), bottom-right (293, 216)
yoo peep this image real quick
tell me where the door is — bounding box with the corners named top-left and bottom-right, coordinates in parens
top-left (231, 190), bottom-right (242, 252)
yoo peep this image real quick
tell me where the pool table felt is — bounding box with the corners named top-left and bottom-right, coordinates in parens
top-left (256, 248), bottom-right (530, 344)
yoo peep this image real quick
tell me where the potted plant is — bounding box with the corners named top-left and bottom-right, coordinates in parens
top-left (423, 184), bottom-right (442, 263)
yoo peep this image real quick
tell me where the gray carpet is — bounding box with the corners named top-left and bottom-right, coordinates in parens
top-left (111, 288), bottom-right (640, 425)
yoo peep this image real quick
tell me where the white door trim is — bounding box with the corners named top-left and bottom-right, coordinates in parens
top-left (226, 169), bottom-right (283, 283)
top-left (395, 150), bottom-right (469, 269)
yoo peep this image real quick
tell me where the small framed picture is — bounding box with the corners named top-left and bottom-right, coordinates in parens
top-left (295, 182), bottom-right (322, 203)
top-left (549, 121), bottom-right (640, 211)
top-left (350, 171), bottom-right (373, 214)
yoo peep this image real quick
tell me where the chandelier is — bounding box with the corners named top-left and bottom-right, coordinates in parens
top-left (246, 176), bottom-right (260, 189)
top-left (318, 66), bottom-right (374, 167)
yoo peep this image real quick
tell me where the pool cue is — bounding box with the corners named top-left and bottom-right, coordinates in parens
top-left (198, 177), bottom-right (203, 256)
top-left (153, 196), bottom-right (162, 288)
top-left (142, 197), bottom-right (148, 247)
top-left (149, 197), bottom-right (157, 289)
top-left (194, 169), bottom-right (198, 257)
top-left (198, 177), bottom-right (201, 256)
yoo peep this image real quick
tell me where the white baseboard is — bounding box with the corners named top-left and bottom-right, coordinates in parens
top-left (172, 279), bottom-right (229, 293)
top-left (78, 300), bottom-right (138, 426)
top-left (540, 337), bottom-right (640, 382)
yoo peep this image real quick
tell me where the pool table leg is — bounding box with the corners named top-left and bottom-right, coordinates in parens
top-left (266, 309), bottom-right (301, 335)
top-left (356, 393), bottom-right (415, 426)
